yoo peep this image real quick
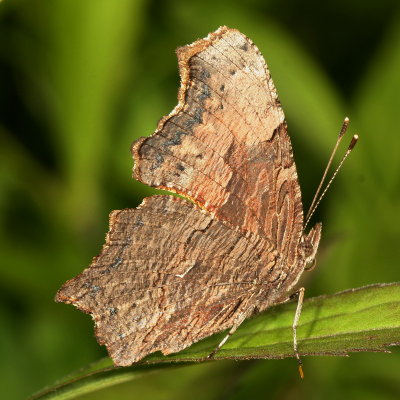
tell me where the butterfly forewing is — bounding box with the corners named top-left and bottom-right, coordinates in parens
top-left (133, 27), bottom-right (304, 264)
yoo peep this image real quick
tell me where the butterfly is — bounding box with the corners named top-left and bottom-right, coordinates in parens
top-left (56, 26), bottom-right (323, 367)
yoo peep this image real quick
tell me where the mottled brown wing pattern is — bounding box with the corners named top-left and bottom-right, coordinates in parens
top-left (133, 26), bottom-right (304, 267)
top-left (56, 196), bottom-right (278, 366)
top-left (56, 26), bottom-right (320, 367)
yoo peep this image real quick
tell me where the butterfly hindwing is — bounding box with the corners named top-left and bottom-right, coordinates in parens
top-left (56, 195), bottom-right (277, 365)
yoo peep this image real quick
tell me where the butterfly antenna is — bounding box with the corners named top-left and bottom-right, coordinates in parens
top-left (305, 117), bottom-right (349, 223)
top-left (304, 133), bottom-right (358, 228)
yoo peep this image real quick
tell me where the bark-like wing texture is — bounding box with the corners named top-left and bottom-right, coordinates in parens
top-left (56, 196), bottom-right (277, 366)
top-left (133, 26), bottom-right (304, 266)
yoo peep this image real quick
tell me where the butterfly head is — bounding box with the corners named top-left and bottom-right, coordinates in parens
top-left (301, 222), bottom-right (322, 269)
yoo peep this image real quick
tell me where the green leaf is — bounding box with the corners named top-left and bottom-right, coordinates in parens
top-left (30, 283), bottom-right (400, 400)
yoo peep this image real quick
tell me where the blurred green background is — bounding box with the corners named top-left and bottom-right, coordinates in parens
top-left (1, 0), bottom-right (399, 399)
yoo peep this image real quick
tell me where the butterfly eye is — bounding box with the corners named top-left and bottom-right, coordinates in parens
top-left (304, 257), bottom-right (317, 271)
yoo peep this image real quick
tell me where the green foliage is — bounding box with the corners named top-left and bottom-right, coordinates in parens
top-left (1, 1), bottom-right (400, 399)
top-left (30, 283), bottom-right (400, 400)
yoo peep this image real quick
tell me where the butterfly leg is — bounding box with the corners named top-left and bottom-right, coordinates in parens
top-left (207, 306), bottom-right (253, 360)
top-left (292, 287), bottom-right (305, 378)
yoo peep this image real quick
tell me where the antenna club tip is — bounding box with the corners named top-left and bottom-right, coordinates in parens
top-left (339, 117), bottom-right (350, 137)
top-left (349, 134), bottom-right (359, 150)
